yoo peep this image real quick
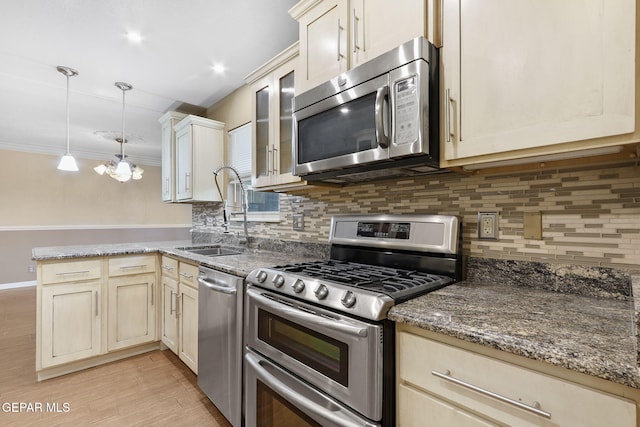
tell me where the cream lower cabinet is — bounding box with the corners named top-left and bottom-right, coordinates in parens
top-left (38, 259), bottom-right (103, 370)
top-left (107, 273), bottom-right (156, 351)
top-left (40, 281), bottom-right (102, 369)
top-left (397, 326), bottom-right (636, 427)
top-left (161, 256), bottom-right (198, 373)
top-left (177, 282), bottom-right (198, 373)
top-left (441, 0), bottom-right (637, 167)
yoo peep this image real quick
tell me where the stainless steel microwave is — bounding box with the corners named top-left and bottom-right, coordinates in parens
top-left (292, 37), bottom-right (442, 184)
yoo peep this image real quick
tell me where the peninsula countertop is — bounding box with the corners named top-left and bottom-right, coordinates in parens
top-left (31, 240), bottom-right (323, 277)
top-left (389, 279), bottom-right (640, 390)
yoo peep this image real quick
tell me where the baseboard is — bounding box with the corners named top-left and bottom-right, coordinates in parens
top-left (0, 280), bottom-right (36, 290)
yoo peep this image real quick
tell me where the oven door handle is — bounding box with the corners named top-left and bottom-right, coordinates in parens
top-left (250, 290), bottom-right (368, 338)
top-left (246, 351), bottom-right (378, 427)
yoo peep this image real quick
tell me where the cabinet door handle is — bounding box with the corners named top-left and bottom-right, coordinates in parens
top-left (445, 88), bottom-right (453, 143)
top-left (185, 172), bottom-right (191, 192)
top-left (170, 290), bottom-right (176, 314)
top-left (150, 282), bottom-right (154, 306)
top-left (266, 145), bottom-right (272, 175)
top-left (352, 9), bottom-right (360, 54)
top-left (119, 264), bottom-right (147, 270)
top-left (95, 291), bottom-right (99, 317)
top-left (337, 19), bottom-right (345, 61)
top-left (431, 370), bottom-right (551, 419)
top-left (56, 270), bottom-right (90, 276)
top-left (272, 145), bottom-right (278, 174)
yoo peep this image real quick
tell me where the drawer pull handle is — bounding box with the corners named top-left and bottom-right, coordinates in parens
top-left (56, 270), bottom-right (90, 276)
top-left (431, 370), bottom-right (551, 419)
top-left (179, 272), bottom-right (194, 279)
top-left (161, 265), bottom-right (175, 271)
top-left (120, 264), bottom-right (147, 270)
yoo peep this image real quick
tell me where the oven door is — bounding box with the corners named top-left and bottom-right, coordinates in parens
top-left (245, 286), bottom-right (384, 421)
top-left (245, 348), bottom-right (380, 427)
top-left (293, 73), bottom-right (390, 177)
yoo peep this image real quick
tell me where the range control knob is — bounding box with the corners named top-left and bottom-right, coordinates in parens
top-left (272, 274), bottom-right (285, 288)
top-left (255, 270), bottom-right (268, 283)
top-left (314, 284), bottom-right (329, 300)
top-left (292, 279), bottom-right (306, 293)
top-left (341, 291), bottom-right (356, 308)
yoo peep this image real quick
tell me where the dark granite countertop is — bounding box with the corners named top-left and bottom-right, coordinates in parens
top-left (32, 240), bottom-right (324, 277)
top-left (389, 259), bottom-right (640, 390)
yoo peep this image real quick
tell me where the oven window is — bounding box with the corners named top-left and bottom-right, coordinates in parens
top-left (256, 380), bottom-right (322, 427)
top-left (297, 92), bottom-right (377, 163)
top-left (258, 309), bottom-right (349, 386)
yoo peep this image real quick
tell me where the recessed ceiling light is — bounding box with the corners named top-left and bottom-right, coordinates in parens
top-left (211, 64), bottom-right (225, 74)
top-left (126, 31), bottom-right (143, 44)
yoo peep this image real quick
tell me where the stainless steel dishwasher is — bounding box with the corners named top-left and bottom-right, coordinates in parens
top-left (197, 265), bottom-right (243, 427)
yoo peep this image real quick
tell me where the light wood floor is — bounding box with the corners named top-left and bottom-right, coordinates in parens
top-left (0, 287), bottom-right (231, 426)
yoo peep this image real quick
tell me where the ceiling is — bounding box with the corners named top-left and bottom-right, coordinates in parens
top-left (0, 0), bottom-right (299, 166)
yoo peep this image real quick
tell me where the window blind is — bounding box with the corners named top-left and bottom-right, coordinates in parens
top-left (228, 122), bottom-right (252, 178)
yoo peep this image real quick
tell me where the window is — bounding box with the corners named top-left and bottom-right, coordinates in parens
top-left (227, 123), bottom-right (280, 222)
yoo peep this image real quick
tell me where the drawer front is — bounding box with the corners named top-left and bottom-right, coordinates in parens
top-left (108, 255), bottom-right (156, 277)
top-left (398, 383), bottom-right (497, 427)
top-left (398, 331), bottom-right (636, 427)
top-left (160, 256), bottom-right (179, 280)
top-left (41, 259), bottom-right (102, 284)
top-left (178, 262), bottom-right (198, 288)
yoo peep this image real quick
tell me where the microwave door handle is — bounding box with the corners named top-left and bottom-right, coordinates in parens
top-left (375, 85), bottom-right (390, 148)
top-left (246, 352), bottom-right (375, 427)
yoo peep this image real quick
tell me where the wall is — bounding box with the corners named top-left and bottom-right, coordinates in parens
top-left (206, 84), bottom-right (253, 158)
top-left (0, 149), bottom-right (192, 284)
top-left (193, 160), bottom-right (640, 272)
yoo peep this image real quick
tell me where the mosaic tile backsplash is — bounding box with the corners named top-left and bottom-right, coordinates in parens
top-left (193, 161), bottom-right (640, 271)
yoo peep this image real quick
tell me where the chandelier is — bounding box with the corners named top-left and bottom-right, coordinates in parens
top-left (94, 82), bottom-right (143, 182)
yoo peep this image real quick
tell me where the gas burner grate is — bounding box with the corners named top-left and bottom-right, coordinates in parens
top-left (275, 260), bottom-right (453, 299)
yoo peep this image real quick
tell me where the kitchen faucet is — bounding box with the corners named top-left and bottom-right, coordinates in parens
top-left (212, 165), bottom-right (249, 244)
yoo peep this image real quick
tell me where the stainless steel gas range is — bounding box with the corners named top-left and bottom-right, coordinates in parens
top-left (244, 214), bottom-right (461, 427)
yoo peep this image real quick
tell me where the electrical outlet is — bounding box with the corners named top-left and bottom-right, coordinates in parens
top-left (27, 265), bottom-right (36, 273)
top-left (292, 214), bottom-right (305, 231)
top-left (478, 212), bottom-right (499, 240)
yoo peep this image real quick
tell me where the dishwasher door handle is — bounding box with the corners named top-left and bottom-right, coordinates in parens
top-left (198, 277), bottom-right (237, 295)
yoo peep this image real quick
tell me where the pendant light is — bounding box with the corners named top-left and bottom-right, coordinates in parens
top-left (94, 82), bottom-right (143, 182)
top-left (56, 66), bottom-right (79, 172)
top-left (114, 82), bottom-right (133, 182)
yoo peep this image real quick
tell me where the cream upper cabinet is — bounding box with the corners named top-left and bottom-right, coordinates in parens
top-left (397, 326), bottom-right (636, 427)
top-left (441, 0), bottom-right (637, 167)
top-left (174, 115), bottom-right (225, 202)
top-left (246, 42), bottom-right (306, 191)
top-left (107, 255), bottom-right (157, 351)
top-left (290, 0), bottom-right (428, 94)
top-left (159, 111), bottom-right (187, 202)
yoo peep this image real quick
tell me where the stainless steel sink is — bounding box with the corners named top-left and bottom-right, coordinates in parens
top-left (180, 246), bottom-right (243, 257)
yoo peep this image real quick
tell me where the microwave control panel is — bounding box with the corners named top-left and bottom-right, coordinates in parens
top-left (394, 75), bottom-right (420, 145)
